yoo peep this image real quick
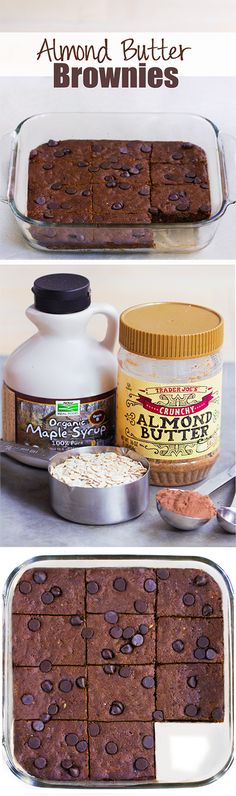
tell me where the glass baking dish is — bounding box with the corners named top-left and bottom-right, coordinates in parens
top-left (2, 554), bottom-right (234, 788)
top-left (0, 112), bottom-right (236, 253)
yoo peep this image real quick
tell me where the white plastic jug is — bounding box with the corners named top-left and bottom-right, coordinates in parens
top-left (3, 273), bottom-right (118, 463)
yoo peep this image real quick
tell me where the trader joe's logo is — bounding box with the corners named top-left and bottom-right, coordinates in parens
top-left (137, 391), bottom-right (213, 417)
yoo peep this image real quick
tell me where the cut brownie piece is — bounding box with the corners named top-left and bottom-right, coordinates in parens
top-left (151, 162), bottom-right (209, 186)
top-left (155, 663), bottom-right (224, 721)
top-left (150, 184), bottom-right (211, 222)
top-left (156, 568), bottom-right (223, 617)
top-left (151, 141), bottom-right (207, 164)
top-left (86, 567), bottom-right (157, 613)
top-left (86, 613), bottom-right (155, 665)
top-left (14, 720), bottom-right (88, 781)
top-left (157, 617), bottom-right (223, 663)
top-left (88, 664), bottom-right (155, 721)
top-left (28, 140), bottom-right (93, 223)
top-left (12, 567), bottom-right (85, 615)
top-left (12, 615), bottom-right (86, 666)
top-left (89, 721), bottom-right (155, 781)
top-left (13, 666), bottom-right (87, 720)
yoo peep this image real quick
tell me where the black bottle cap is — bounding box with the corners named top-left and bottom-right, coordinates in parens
top-left (32, 273), bottom-right (91, 314)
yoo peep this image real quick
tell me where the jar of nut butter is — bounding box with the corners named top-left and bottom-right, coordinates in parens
top-left (117, 302), bottom-right (224, 486)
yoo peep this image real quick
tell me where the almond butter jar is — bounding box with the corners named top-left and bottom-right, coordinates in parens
top-left (116, 303), bottom-right (224, 486)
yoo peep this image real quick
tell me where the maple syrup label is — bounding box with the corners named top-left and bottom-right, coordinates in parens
top-left (2, 383), bottom-right (116, 450)
top-left (116, 371), bottom-right (222, 460)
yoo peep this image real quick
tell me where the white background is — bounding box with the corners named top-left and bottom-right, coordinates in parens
top-left (0, 546), bottom-right (235, 796)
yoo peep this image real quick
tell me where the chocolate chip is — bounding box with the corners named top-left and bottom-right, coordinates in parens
top-left (119, 182), bottom-right (130, 190)
top-left (59, 679), bottom-right (73, 693)
top-left (194, 575), bottom-right (208, 586)
top-left (139, 624), bottom-right (149, 635)
top-left (206, 648), bottom-right (217, 660)
top-left (113, 577), bottom-right (126, 591)
top-left (34, 196), bottom-right (46, 205)
top-left (197, 636), bottom-right (209, 649)
top-left (141, 676), bottom-right (154, 689)
top-left (34, 756), bottom-right (47, 769)
top-left (134, 599), bottom-right (148, 613)
top-left (54, 150), bottom-right (66, 158)
top-left (121, 170), bottom-right (131, 177)
top-left (19, 581), bottom-right (32, 594)
top-left (47, 201), bottom-right (60, 210)
top-left (122, 627), bottom-right (135, 639)
top-left (32, 720), bottom-right (44, 732)
top-left (183, 593), bottom-right (195, 606)
top-left (61, 759), bottom-right (73, 770)
top-left (156, 569), bottom-right (170, 580)
top-left (184, 176), bottom-right (195, 183)
top-left (211, 707), bottom-right (222, 721)
top-left (134, 757), bottom-right (148, 771)
top-left (109, 701), bottom-right (124, 715)
top-left (28, 618), bottom-right (41, 632)
top-left (119, 666), bottom-right (131, 678)
top-left (51, 182), bottom-right (63, 191)
top-left (103, 665), bottom-right (116, 675)
top-left (111, 202), bottom-right (124, 210)
top-left (42, 163), bottom-right (53, 170)
top-left (142, 735), bottom-right (154, 749)
top-left (76, 677), bottom-right (86, 688)
top-left (21, 694), bottom-right (33, 705)
top-left (182, 142), bottom-right (193, 149)
top-left (200, 203), bottom-right (210, 213)
top-left (132, 633), bottom-right (144, 647)
top-left (172, 152), bottom-right (183, 160)
top-left (87, 581), bottom-right (99, 594)
top-left (105, 179), bottom-right (117, 187)
top-left (69, 767), bottom-right (80, 778)
top-left (141, 143), bottom-right (151, 153)
top-left (194, 648), bottom-right (206, 660)
top-left (65, 733), bottom-right (79, 746)
top-left (187, 676), bottom-right (198, 688)
top-left (40, 713), bottom-right (51, 723)
top-left (110, 626), bottom-right (123, 639)
top-left (93, 143), bottom-right (103, 153)
top-left (28, 736), bottom-right (41, 749)
top-left (88, 165), bottom-right (100, 173)
top-left (77, 160), bottom-right (89, 167)
top-left (104, 611), bottom-right (119, 624)
top-left (81, 628), bottom-right (94, 639)
top-left (172, 639), bottom-right (184, 652)
top-left (202, 604), bottom-right (213, 616)
top-left (138, 187), bottom-right (150, 196)
top-left (76, 740), bottom-right (87, 752)
top-left (29, 149), bottom-right (38, 160)
top-left (120, 643), bottom-right (133, 654)
top-left (50, 586), bottom-right (62, 597)
top-left (176, 200), bottom-right (190, 211)
top-left (47, 140), bottom-right (59, 147)
top-left (41, 591), bottom-right (54, 605)
top-left (88, 723), bottom-right (100, 737)
top-left (200, 183), bottom-right (209, 190)
top-left (43, 211), bottom-right (54, 219)
top-left (184, 704), bottom-right (198, 717)
top-left (120, 146), bottom-right (129, 154)
top-left (102, 649), bottom-right (114, 660)
top-left (105, 741), bottom-right (118, 754)
top-left (48, 702), bottom-right (59, 715)
top-left (65, 187), bottom-right (77, 195)
top-left (169, 192), bottom-right (179, 201)
top-left (39, 660), bottom-right (52, 672)
top-left (153, 710), bottom-right (164, 721)
top-left (70, 615), bottom-right (83, 626)
top-left (144, 578), bottom-right (156, 593)
top-left (41, 680), bottom-right (53, 693)
top-left (82, 189), bottom-right (91, 196)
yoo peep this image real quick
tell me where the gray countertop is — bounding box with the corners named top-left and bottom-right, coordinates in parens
top-left (0, 361), bottom-right (235, 548)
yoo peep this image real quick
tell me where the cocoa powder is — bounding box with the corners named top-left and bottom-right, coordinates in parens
top-left (157, 488), bottom-right (216, 519)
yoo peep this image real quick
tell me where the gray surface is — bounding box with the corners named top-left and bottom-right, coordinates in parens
top-left (0, 361), bottom-right (235, 547)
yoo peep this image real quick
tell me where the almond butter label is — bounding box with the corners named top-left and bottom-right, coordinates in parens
top-left (116, 371), bottom-right (222, 460)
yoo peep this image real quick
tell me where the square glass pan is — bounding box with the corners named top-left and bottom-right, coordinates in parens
top-left (2, 554), bottom-right (234, 788)
top-left (1, 112), bottom-right (236, 253)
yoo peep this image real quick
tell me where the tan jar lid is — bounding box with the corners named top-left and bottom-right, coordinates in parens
top-left (119, 302), bottom-right (224, 359)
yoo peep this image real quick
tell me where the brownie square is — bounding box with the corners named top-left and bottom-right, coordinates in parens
top-left (86, 567), bottom-right (157, 613)
top-left (14, 720), bottom-right (88, 781)
top-left (156, 663), bottom-right (224, 721)
top-left (88, 664), bottom-right (155, 721)
top-left (86, 613), bottom-right (155, 665)
top-left (151, 141), bottom-right (207, 164)
top-left (89, 721), bottom-right (155, 781)
top-left (151, 161), bottom-right (209, 186)
top-left (12, 567), bottom-right (85, 615)
top-left (156, 568), bottom-right (223, 617)
top-left (157, 618), bottom-right (224, 663)
top-left (12, 615), bottom-right (86, 666)
top-left (13, 666), bottom-right (87, 720)
top-left (150, 184), bottom-right (211, 222)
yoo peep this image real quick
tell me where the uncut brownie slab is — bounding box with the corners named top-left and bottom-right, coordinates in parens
top-left (12, 615), bottom-right (86, 666)
top-left (88, 664), bottom-right (155, 721)
top-left (12, 567), bottom-right (85, 615)
top-left (86, 567), bottom-right (157, 613)
top-left (86, 613), bottom-right (155, 665)
top-left (14, 720), bottom-right (89, 781)
top-left (88, 721), bottom-right (155, 781)
top-left (156, 568), bottom-right (223, 617)
top-left (157, 617), bottom-right (224, 663)
top-left (155, 663), bottom-right (224, 721)
top-left (13, 666), bottom-right (87, 720)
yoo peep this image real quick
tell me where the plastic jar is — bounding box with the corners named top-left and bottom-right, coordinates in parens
top-left (116, 302), bottom-right (224, 486)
